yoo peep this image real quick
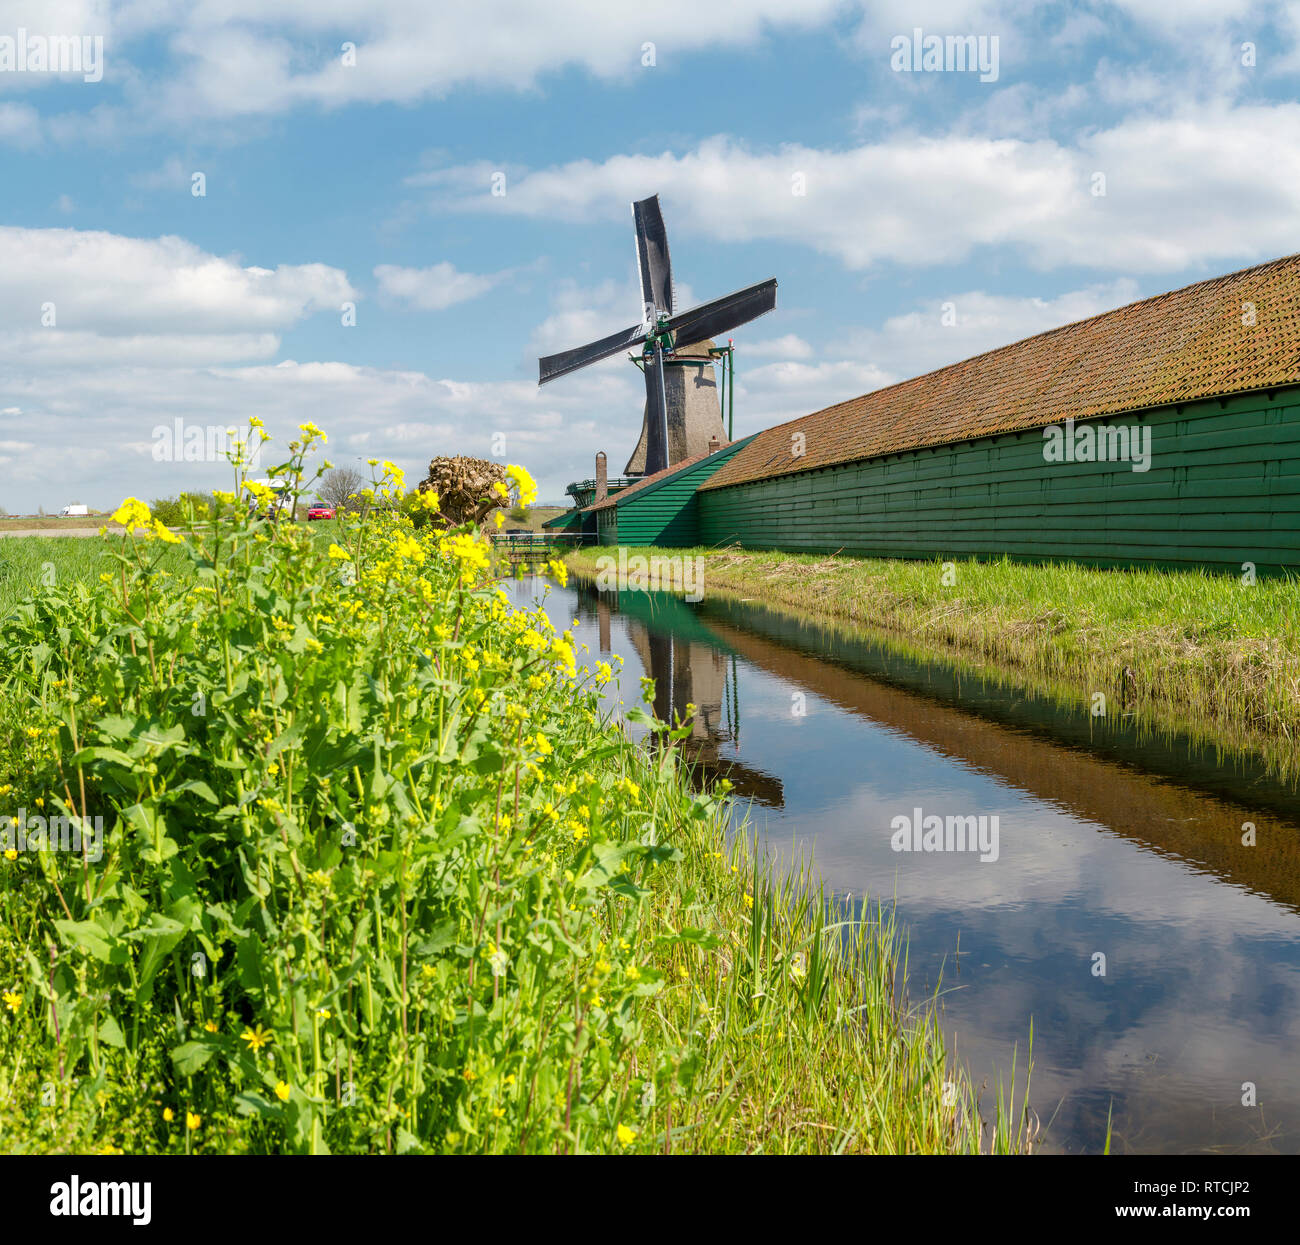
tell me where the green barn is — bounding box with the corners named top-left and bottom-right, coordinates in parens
top-left (571, 254), bottom-right (1300, 573)
top-left (585, 436), bottom-right (755, 547)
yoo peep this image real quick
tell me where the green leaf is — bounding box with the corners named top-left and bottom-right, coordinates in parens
top-left (52, 919), bottom-right (117, 963)
top-left (171, 1041), bottom-right (215, 1075)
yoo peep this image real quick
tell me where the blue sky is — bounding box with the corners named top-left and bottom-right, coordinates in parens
top-left (2, 0), bottom-right (1299, 510)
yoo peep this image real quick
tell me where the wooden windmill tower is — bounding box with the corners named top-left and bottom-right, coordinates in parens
top-left (537, 195), bottom-right (777, 477)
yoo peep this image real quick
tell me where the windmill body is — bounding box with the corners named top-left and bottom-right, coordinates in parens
top-left (623, 338), bottom-right (728, 475)
top-left (538, 195), bottom-right (776, 477)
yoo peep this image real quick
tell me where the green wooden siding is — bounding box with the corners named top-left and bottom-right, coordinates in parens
top-left (543, 507), bottom-right (592, 537)
top-left (596, 436), bottom-right (755, 547)
top-left (698, 389), bottom-right (1300, 572)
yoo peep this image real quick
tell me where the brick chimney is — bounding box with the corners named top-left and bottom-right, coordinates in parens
top-left (707, 434), bottom-right (721, 454)
top-left (595, 451), bottom-right (608, 502)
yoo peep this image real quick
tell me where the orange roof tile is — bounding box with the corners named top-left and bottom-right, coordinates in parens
top-left (702, 253), bottom-right (1300, 491)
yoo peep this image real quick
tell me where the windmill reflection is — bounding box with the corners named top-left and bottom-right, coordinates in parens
top-left (584, 585), bottom-right (783, 809)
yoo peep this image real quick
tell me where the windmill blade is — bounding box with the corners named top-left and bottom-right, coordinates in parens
top-left (665, 278), bottom-right (777, 346)
top-left (642, 343), bottom-right (670, 476)
top-left (538, 320), bottom-right (647, 385)
top-left (633, 195), bottom-right (674, 317)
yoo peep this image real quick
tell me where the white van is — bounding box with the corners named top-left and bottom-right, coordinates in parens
top-left (61, 504), bottom-right (90, 518)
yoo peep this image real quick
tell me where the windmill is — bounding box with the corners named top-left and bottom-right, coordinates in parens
top-left (537, 195), bottom-right (777, 477)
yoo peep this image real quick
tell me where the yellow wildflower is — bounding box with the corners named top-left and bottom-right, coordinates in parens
top-left (110, 497), bottom-right (152, 534)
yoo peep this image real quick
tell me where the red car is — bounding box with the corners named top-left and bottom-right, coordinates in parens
top-left (307, 505), bottom-right (336, 521)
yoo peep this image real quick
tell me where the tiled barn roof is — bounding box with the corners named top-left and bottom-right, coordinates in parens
top-left (702, 253), bottom-right (1300, 491)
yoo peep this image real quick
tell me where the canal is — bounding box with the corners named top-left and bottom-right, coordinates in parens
top-left (505, 574), bottom-right (1300, 1155)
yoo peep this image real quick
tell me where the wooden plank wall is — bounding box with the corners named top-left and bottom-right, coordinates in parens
top-left (697, 389), bottom-right (1300, 572)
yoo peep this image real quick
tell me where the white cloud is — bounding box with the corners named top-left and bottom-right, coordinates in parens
top-left (373, 261), bottom-right (508, 312)
top-left (0, 226), bottom-right (354, 366)
top-left (140, 0), bottom-right (845, 118)
top-left (744, 333), bottom-right (815, 359)
top-left (423, 102), bottom-right (1300, 274)
top-left (832, 279), bottom-right (1141, 376)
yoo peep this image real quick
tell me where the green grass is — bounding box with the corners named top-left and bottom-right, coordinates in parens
top-left (568, 546), bottom-right (1300, 780)
top-left (0, 514), bottom-right (1030, 1154)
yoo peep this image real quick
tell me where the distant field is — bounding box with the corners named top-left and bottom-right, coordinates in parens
top-left (0, 533), bottom-right (193, 614)
top-left (0, 517), bottom-right (120, 532)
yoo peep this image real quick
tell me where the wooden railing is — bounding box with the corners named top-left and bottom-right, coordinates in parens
top-left (490, 531), bottom-right (587, 559)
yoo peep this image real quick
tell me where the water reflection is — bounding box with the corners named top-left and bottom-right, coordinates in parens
top-left (592, 589), bottom-right (784, 808)
top-left (512, 576), bottom-right (1300, 1155)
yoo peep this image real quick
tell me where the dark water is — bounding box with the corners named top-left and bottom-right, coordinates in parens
top-left (505, 575), bottom-right (1300, 1155)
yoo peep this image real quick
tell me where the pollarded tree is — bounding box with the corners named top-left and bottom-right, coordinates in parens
top-left (418, 456), bottom-right (508, 528)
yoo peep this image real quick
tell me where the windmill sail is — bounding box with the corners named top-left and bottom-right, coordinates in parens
top-left (643, 344), bottom-right (670, 476)
top-left (665, 279), bottom-right (777, 347)
top-left (538, 320), bottom-right (647, 385)
top-left (633, 195), bottom-right (674, 318)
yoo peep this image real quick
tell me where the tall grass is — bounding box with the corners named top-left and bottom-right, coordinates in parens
top-left (568, 547), bottom-right (1300, 780)
top-left (0, 454), bottom-right (1027, 1154)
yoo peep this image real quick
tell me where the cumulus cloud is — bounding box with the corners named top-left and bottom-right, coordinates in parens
top-left (421, 102), bottom-right (1300, 274)
top-left (141, 0), bottom-right (845, 118)
top-left (0, 226), bottom-right (354, 366)
top-left (373, 261), bottom-right (509, 312)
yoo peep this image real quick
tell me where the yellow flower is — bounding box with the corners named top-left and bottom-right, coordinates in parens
top-left (2, 990), bottom-right (21, 1012)
top-left (274, 1081), bottom-right (291, 1102)
top-left (186, 1112), bottom-right (201, 1130)
top-left (240, 1024), bottom-right (273, 1051)
top-left (327, 543), bottom-right (351, 560)
top-left (616, 1123), bottom-right (638, 1146)
top-left (3, 850), bottom-right (17, 862)
top-left (534, 732), bottom-right (552, 756)
top-left (506, 464), bottom-right (538, 507)
top-left (152, 519), bottom-right (182, 544)
top-left (203, 1020), bottom-right (218, 1033)
top-left (110, 496), bottom-right (152, 534)
top-left (162, 1107), bottom-right (174, 1123)
top-left (299, 421), bottom-right (327, 443)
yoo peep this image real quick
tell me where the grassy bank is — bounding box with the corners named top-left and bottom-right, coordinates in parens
top-left (566, 546), bottom-right (1300, 781)
top-left (0, 441), bottom-right (1024, 1154)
